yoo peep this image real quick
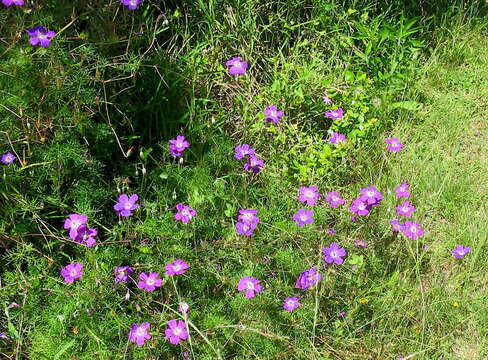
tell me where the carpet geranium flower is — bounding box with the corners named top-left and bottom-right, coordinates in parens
top-left (325, 191), bottom-right (345, 208)
top-left (74, 226), bottom-right (97, 247)
top-left (225, 57), bottom-right (248, 76)
top-left (283, 297), bottom-right (300, 312)
top-left (359, 186), bottom-right (383, 205)
top-left (60, 263), bottom-right (83, 283)
top-left (295, 267), bottom-right (322, 290)
top-left (2, 0), bottom-right (24, 5)
top-left (137, 272), bottom-right (163, 291)
top-left (349, 198), bottom-right (371, 216)
top-left (129, 322), bottom-right (151, 346)
top-left (237, 209), bottom-right (260, 224)
top-left (263, 105), bottom-right (284, 124)
top-left (386, 137), bottom-right (404, 152)
top-left (174, 204), bottom-right (196, 223)
top-left (234, 144), bottom-right (255, 160)
top-left (322, 95), bottom-right (332, 104)
top-left (169, 135), bottom-right (190, 157)
top-left (237, 276), bottom-right (263, 298)
top-left (329, 132), bottom-right (346, 145)
top-left (322, 242), bottom-right (347, 265)
top-left (179, 301), bottom-right (189, 314)
top-left (402, 221), bottom-right (424, 240)
top-left (120, 0), bottom-right (141, 10)
top-left (114, 266), bottom-right (134, 283)
top-left (113, 193), bottom-right (139, 217)
top-left (63, 214), bottom-right (88, 239)
top-left (26, 26), bottom-right (56, 47)
top-left (396, 200), bottom-right (416, 217)
top-left (243, 155), bottom-right (264, 174)
top-left (390, 219), bottom-right (403, 233)
top-left (235, 221), bottom-right (257, 236)
top-left (292, 208), bottom-right (314, 227)
top-left (165, 320), bottom-right (188, 345)
top-left (394, 182), bottom-right (410, 198)
top-left (165, 259), bottom-right (189, 276)
top-left (1, 152), bottom-right (15, 164)
top-left (451, 245), bottom-right (471, 259)
top-left (298, 186), bottom-right (321, 206)
top-left (324, 107), bottom-right (344, 120)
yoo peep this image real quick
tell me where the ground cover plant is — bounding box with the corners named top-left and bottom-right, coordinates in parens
top-left (1, 1), bottom-right (487, 359)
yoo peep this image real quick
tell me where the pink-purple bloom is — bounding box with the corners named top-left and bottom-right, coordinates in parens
top-left (322, 95), bottom-right (332, 104)
top-left (354, 238), bottom-right (368, 248)
top-left (237, 276), bottom-right (263, 298)
top-left (322, 242), bottom-right (347, 265)
top-left (165, 259), bottom-right (189, 276)
top-left (325, 191), bottom-right (345, 208)
top-left (225, 57), bottom-right (248, 76)
top-left (234, 144), bottom-right (255, 160)
top-left (451, 245), bottom-right (471, 259)
top-left (174, 204), bottom-right (196, 223)
top-left (359, 186), bottom-right (383, 205)
top-left (60, 263), bottom-right (83, 283)
top-left (1, 152), bottom-right (15, 164)
top-left (292, 208), bottom-right (314, 227)
top-left (235, 221), bottom-right (257, 236)
top-left (263, 105), bottom-right (284, 124)
top-left (298, 186), bottom-right (321, 206)
top-left (349, 198), bottom-right (371, 216)
top-left (295, 267), bottom-right (322, 290)
top-left (120, 0), bottom-right (141, 10)
top-left (243, 155), bottom-right (264, 174)
top-left (26, 26), bottom-right (56, 48)
top-left (324, 108), bottom-right (344, 120)
top-left (386, 137), bottom-right (404, 152)
top-left (237, 209), bottom-right (260, 224)
top-left (63, 214), bottom-right (88, 239)
top-left (329, 132), bottom-right (346, 145)
top-left (390, 219), bottom-right (403, 233)
top-left (2, 0), bottom-right (24, 5)
top-left (396, 201), bottom-right (416, 217)
top-left (179, 301), bottom-right (189, 314)
top-left (128, 322), bottom-right (151, 346)
top-left (394, 182), bottom-right (410, 198)
top-left (137, 272), bottom-right (163, 291)
top-left (165, 320), bottom-right (188, 345)
top-left (283, 297), bottom-right (300, 312)
top-left (114, 266), bottom-right (134, 283)
top-left (113, 193), bottom-right (139, 217)
top-left (169, 135), bottom-right (190, 157)
top-left (74, 226), bottom-right (97, 247)
top-left (402, 221), bottom-right (424, 240)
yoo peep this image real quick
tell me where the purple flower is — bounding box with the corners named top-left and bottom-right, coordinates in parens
top-left (402, 221), bottom-right (424, 240)
top-left (237, 276), bottom-right (263, 298)
top-left (169, 135), bottom-right (190, 157)
top-left (325, 191), bottom-right (345, 208)
top-left (235, 221), bottom-right (257, 236)
top-left (120, 0), bottom-right (141, 10)
top-left (2, 0), bottom-right (24, 5)
top-left (390, 219), bottom-right (403, 233)
top-left (137, 272), bottom-right (163, 291)
top-left (324, 108), bottom-right (344, 120)
top-left (322, 242), bottom-right (347, 265)
top-left (337, 311), bottom-right (347, 318)
top-left (225, 57), bottom-right (248, 76)
top-left (295, 267), bottom-right (322, 290)
top-left (359, 186), bottom-right (383, 205)
top-left (243, 155), bottom-right (264, 173)
top-left (292, 208), bottom-right (314, 227)
top-left (237, 209), bottom-right (260, 224)
top-left (178, 301), bottom-right (189, 314)
top-left (1, 152), bottom-right (15, 164)
top-left (63, 214), bottom-right (88, 239)
top-left (234, 144), bottom-right (255, 160)
top-left (26, 26), bottom-right (56, 48)
top-left (113, 194), bottom-right (139, 217)
top-left (114, 266), bottom-right (134, 283)
top-left (0, 332), bottom-right (6, 339)
top-left (329, 132), bottom-right (346, 145)
top-left (165, 259), bottom-right (189, 276)
top-left (451, 245), bottom-right (471, 259)
top-left (60, 263), bottom-right (83, 283)
top-left (396, 201), bottom-right (416, 217)
top-left (327, 228), bottom-right (336, 235)
top-left (165, 320), bottom-right (188, 345)
top-left (297, 186), bottom-right (321, 206)
top-left (128, 322), bottom-right (151, 346)
top-left (322, 95), bottom-right (332, 104)
top-left (174, 204), bottom-right (196, 223)
top-left (263, 105), bottom-right (284, 124)
top-left (386, 137), bottom-right (404, 152)
top-left (394, 182), bottom-right (410, 198)
top-left (283, 297), bottom-right (300, 312)
top-left (74, 226), bottom-right (97, 247)
top-left (349, 198), bottom-right (371, 216)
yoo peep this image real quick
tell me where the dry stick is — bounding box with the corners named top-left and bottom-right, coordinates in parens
top-left (102, 82), bottom-right (128, 157)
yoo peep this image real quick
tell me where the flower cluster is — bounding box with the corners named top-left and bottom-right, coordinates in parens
top-left (349, 186), bottom-right (383, 217)
top-left (234, 144), bottom-right (264, 174)
top-left (235, 209), bottom-right (260, 236)
top-left (388, 181), bottom-right (424, 240)
top-left (169, 135), bottom-right (190, 157)
top-left (63, 214), bottom-right (97, 247)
